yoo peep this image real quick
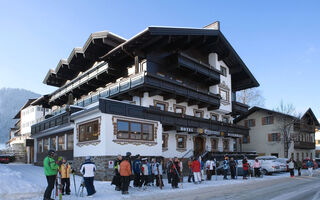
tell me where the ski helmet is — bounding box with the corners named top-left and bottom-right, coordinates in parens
top-left (85, 156), bottom-right (91, 160)
top-left (48, 149), bottom-right (55, 156)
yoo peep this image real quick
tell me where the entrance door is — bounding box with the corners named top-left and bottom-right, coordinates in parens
top-left (194, 136), bottom-right (205, 157)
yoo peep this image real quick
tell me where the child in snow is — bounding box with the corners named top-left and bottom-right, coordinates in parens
top-left (141, 158), bottom-right (150, 187)
top-left (287, 157), bottom-right (295, 177)
top-left (171, 157), bottom-right (180, 188)
top-left (242, 158), bottom-right (249, 180)
top-left (59, 157), bottom-right (74, 195)
top-left (223, 156), bottom-right (229, 180)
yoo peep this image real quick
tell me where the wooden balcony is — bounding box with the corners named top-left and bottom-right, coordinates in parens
top-left (294, 141), bottom-right (315, 150)
top-left (232, 101), bottom-right (249, 116)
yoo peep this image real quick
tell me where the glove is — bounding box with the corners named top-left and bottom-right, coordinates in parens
top-left (71, 169), bottom-right (75, 174)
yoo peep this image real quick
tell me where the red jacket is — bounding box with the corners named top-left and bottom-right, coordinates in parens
top-left (243, 162), bottom-right (249, 171)
top-left (191, 160), bottom-right (201, 172)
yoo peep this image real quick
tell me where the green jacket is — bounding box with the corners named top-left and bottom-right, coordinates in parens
top-left (43, 156), bottom-right (59, 176)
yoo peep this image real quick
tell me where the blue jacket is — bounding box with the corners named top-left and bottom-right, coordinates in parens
top-left (133, 159), bottom-right (142, 174)
top-left (307, 160), bottom-right (314, 168)
top-left (223, 160), bottom-right (230, 170)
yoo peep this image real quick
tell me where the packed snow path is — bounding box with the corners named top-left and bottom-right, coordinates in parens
top-left (0, 163), bottom-right (319, 200)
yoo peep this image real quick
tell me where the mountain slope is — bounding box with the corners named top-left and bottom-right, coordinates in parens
top-left (0, 88), bottom-right (40, 144)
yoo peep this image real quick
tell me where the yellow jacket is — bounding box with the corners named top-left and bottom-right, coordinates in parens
top-left (60, 163), bottom-right (71, 178)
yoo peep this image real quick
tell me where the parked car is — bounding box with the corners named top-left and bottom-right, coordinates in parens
top-left (302, 158), bottom-right (318, 169)
top-left (276, 158), bottom-right (289, 172)
top-left (216, 160), bottom-right (254, 176)
top-left (0, 155), bottom-right (10, 164)
top-left (256, 156), bottom-right (282, 175)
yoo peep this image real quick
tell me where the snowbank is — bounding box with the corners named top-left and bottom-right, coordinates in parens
top-left (0, 164), bottom-right (317, 200)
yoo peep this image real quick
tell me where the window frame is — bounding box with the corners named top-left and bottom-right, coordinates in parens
top-left (210, 138), bottom-right (218, 151)
top-left (77, 118), bottom-right (101, 143)
top-left (153, 100), bottom-right (169, 111)
top-left (219, 88), bottom-right (229, 102)
top-left (174, 104), bottom-right (186, 115)
top-left (210, 113), bottom-right (219, 121)
top-left (116, 119), bottom-right (154, 141)
top-left (193, 109), bottom-right (204, 118)
top-left (221, 66), bottom-right (227, 76)
top-left (176, 134), bottom-right (187, 150)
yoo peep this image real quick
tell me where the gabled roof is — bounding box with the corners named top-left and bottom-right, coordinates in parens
top-left (301, 108), bottom-right (320, 126)
top-left (13, 99), bottom-right (37, 119)
top-left (100, 26), bottom-right (259, 91)
top-left (234, 106), bottom-right (319, 126)
top-left (43, 31), bottom-right (126, 87)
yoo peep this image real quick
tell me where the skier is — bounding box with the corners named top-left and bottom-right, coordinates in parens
top-left (171, 157), bottom-right (180, 189)
top-left (153, 158), bottom-right (163, 187)
top-left (253, 159), bottom-right (261, 177)
top-left (296, 158), bottom-right (302, 176)
top-left (141, 158), bottom-right (150, 187)
top-left (191, 157), bottom-right (201, 184)
top-left (120, 156), bottom-right (131, 194)
top-left (205, 158), bottom-right (212, 180)
top-left (133, 154), bottom-right (142, 187)
top-left (150, 158), bottom-right (156, 186)
top-left (223, 156), bottom-right (229, 180)
top-left (80, 156), bottom-right (96, 197)
top-left (43, 149), bottom-right (59, 200)
top-left (242, 157), bottom-right (249, 180)
top-left (166, 158), bottom-right (173, 184)
top-left (287, 157), bottom-right (295, 177)
top-left (200, 157), bottom-right (205, 181)
top-left (59, 157), bottom-right (74, 195)
top-left (111, 155), bottom-right (123, 191)
top-left (307, 159), bottom-right (314, 176)
top-left (229, 157), bottom-right (237, 179)
top-left (187, 157), bottom-right (195, 182)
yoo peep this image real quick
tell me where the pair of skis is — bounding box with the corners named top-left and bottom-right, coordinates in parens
top-left (156, 165), bottom-right (163, 189)
top-left (53, 172), bottom-right (62, 200)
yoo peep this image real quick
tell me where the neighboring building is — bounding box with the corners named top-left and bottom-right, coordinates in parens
top-left (7, 99), bottom-right (50, 163)
top-left (235, 107), bottom-right (319, 160)
top-left (315, 129), bottom-right (320, 157)
top-left (31, 22), bottom-right (259, 180)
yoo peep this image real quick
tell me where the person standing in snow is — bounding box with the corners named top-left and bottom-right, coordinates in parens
top-left (120, 156), bottom-right (131, 195)
top-left (253, 159), bottom-right (261, 177)
top-left (307, 159), bottom-right (314, 176)
top-left (43, 149), bottom-right (59, 200)
top-left (59, 157), bottom-right (74, 195)
top-left (80, 156), bottom-right (96, 197)
top-left (112, 155), bottom-right (123, 191)
top-left (223, 156), bottom-right (230, 180)
top-left (200, 157), bottom-right (205, 181)
top-left (187, 158), bottom-right (195, 182)
top-left (296, 159), bottom-right (302, 176)
top-left (229, 157), bottom-right (237, 179)
top-left (133, 154), bottom-right (142, 187)
top-left (205, 158), bottom-right (212, 180)
top-left (191, 157), bottom-right (201, 184)
top-left (167, 158), bottom-right (173, 184)
top-left (150, 158), bottom-right (156, 186)
top-left (153, 158), bottom-right (163, 187)
top-left (171, 157), bottom-right (180, 189)
top-left (141, 158), bottom-right (150, 187)
top-left (287, 157), bottom-right (295, 177)
top-left (242, 158), bottom-right (249, 180)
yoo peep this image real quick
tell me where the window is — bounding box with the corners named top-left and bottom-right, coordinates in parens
top-left (38, 139), bottom-right (42, 153)
top-left (43, 138), bottom-right (49, 151)
top-left (219, 89), bottom-right (229, 102)
top-left (243, 136), bottom-right (250, 144)
top-left (78, 120), bottom-right (100, 142)
top-left (268, 133), bottom-right (280, 142)
top-left (306, 152), bottom-right (308, 158)
top-left (58, 135), bottom-right (65, 151)
top-left (193, 109), bottom-right (204, 118)
top-left (50, 137), bottom-right (56, 150)
top-left (223, 139), bottom-right (229, 151)
top-left (248, 119), bottom-right (256, 127)
top-left (210, 113), bottom-right (218, 121)
top-left (221, 66), bottom-right (227, 76)
top-left (116, 120), bottom-right (154, 141)
top-left (222, 116), bottom-right (229, 123)
top-left (211, 138), bottom-right (218, 151)
top-left (162, 134), bottom-right (168, 150)
top-left (262, 116), bottom-right (274, 125)
top-left (174, 105), bottom-right (186, 114)
top-left (67, 134), bottom-right (73, 150)
top-left (316, 140), bottom-right (320, 145)
top-left (153, 100), bottom-right (168, 111)
top-left (176, 135), bottom-right (187, 149)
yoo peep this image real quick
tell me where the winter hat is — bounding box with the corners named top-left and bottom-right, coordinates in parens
top-left (126, 152), bottom-right (132, 157)
top-left (48, 149), bottom-right (55, 156)
top-left (85, 156), bottom-right (91, 161)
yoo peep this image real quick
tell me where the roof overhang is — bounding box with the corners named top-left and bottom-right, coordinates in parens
top-left (100, 26), bottom-right (259, 91)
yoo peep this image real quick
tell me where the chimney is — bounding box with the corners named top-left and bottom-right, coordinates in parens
top-left (203, 21), bottom-right (220, 30)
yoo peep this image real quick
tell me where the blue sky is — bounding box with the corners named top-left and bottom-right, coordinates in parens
top-left (0, 0), bottom-right (319, 117)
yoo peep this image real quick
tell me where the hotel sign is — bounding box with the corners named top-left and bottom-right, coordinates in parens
top-left (177, 126), bottom-right (196, 133)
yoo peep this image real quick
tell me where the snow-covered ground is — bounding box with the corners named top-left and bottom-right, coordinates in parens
top-left (0, 163), bottom-right (316, 200)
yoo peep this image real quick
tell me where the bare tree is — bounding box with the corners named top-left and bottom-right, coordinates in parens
top-left (274, 101), bottom-right (301, 158)
top-left (236, 88), bottom-right (265, 107)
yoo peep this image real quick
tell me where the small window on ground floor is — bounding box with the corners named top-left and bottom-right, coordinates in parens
top-left (78, 119), bottom-right (100, 142)
top-left (37, 139), bottom-right (42, 153)
top-left (50, 137), bottom-right (56, 150)
top-left (176, 135), bottom-right (187, 149)
top-left (223, 139), bottom-right (229, 151)
top-left (67, 134), bottom-right (73, 150)
top-left (116, 120), bottom-right (154, 141)
top-left (58, 135), bottom-right (65, 151)
top-left (211, 138), bottom-right (218, 151)
top-left (43, 138), bottom-right (49, 152)
top-left (162, 133), bottom-right (168, 150)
